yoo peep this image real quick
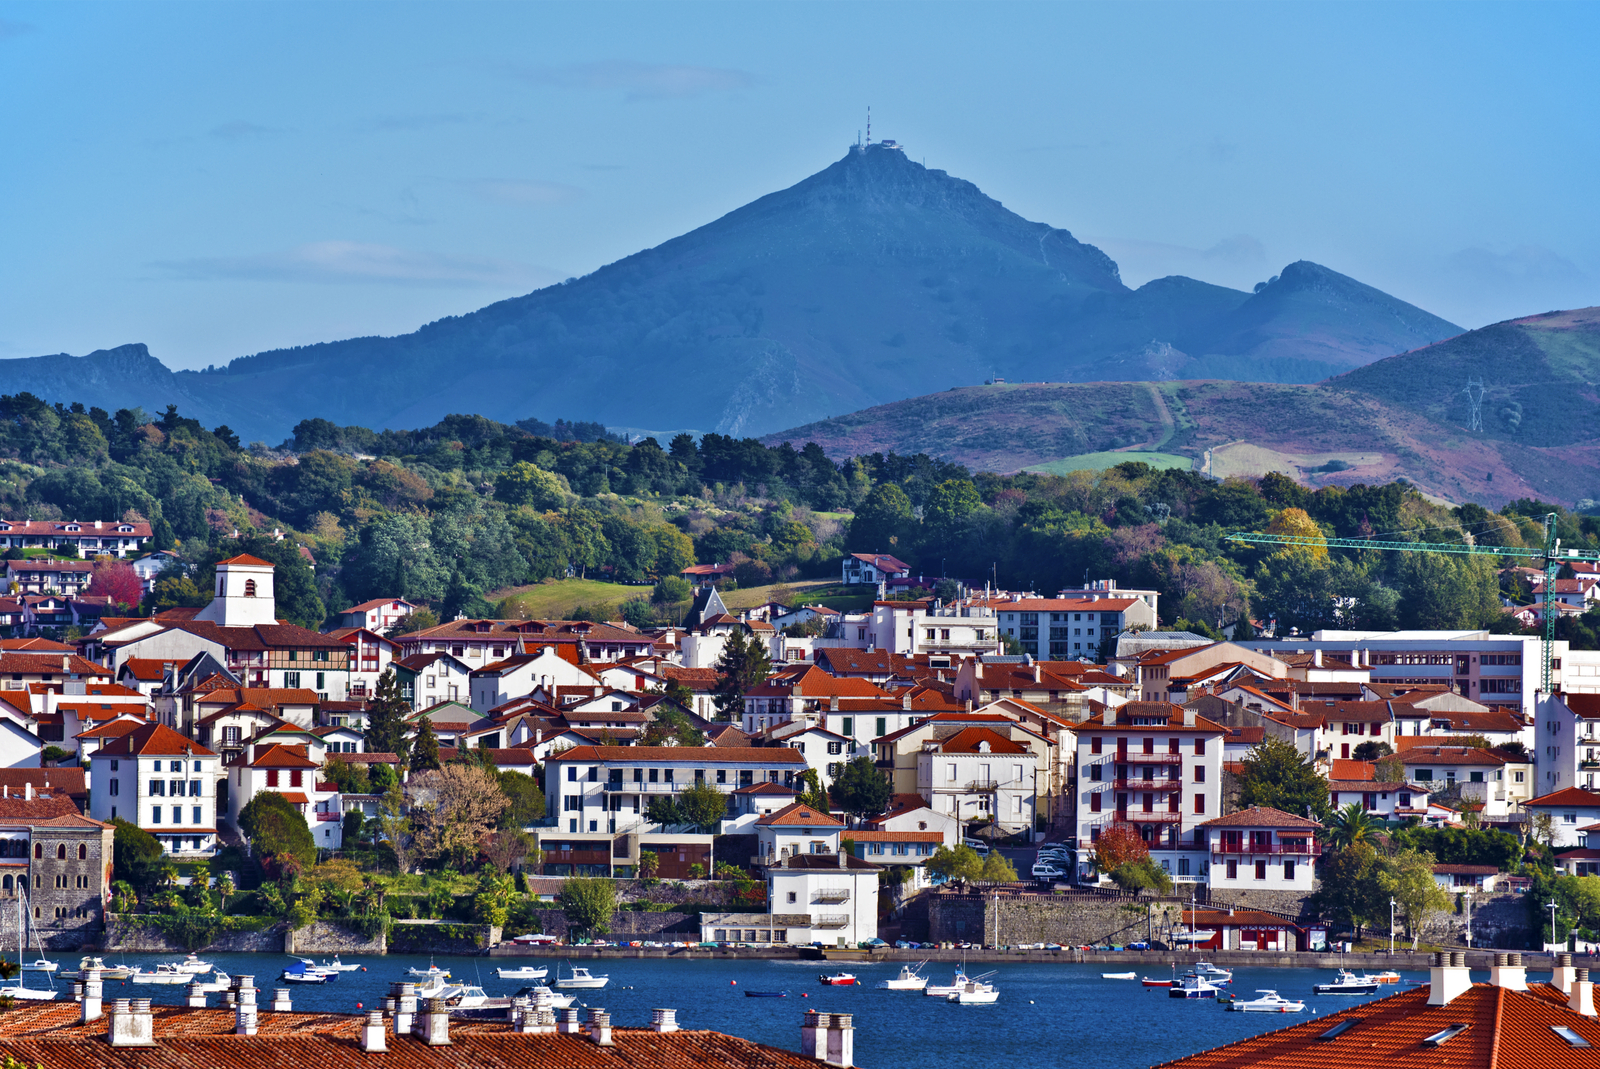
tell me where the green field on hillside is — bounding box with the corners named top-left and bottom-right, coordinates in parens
top-left (1024, 450), bottom-right (1195, 476)
top-left (494, 577), bottom-right (854, 621)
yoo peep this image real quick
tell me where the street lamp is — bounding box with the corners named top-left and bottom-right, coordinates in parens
top-left (1389, 897), bottom-right (1397, 954)
top-left (1464, 890), bottom-right (1473, 949)
top-left (1549, 899), bottom-right (1562, 951)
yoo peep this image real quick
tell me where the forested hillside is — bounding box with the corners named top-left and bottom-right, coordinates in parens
top-left (1, 391), bottom-right (1594, 640)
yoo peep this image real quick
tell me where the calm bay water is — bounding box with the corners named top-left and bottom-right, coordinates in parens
top-left (62, 953), bottom-right (1425, 1069)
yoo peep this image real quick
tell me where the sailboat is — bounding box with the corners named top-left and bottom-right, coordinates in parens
top-left (0, 893), bottom-right (58, 1000)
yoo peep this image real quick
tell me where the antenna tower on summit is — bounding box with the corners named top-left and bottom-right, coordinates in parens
top-left (866, 106), bottom-right (871, 145)
top-left (1463, 377), bottom-right (1485, 432)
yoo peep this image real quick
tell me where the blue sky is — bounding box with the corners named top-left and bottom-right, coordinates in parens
top-left (2, 1), bottom-right (1596, 369)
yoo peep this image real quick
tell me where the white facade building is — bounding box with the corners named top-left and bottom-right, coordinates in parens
top-left (87, 722), bottom-right (220, 858)
top-left (1197, 807), bottom-right (1321, 893)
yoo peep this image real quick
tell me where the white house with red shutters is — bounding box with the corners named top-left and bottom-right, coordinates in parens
top-left (1197, 806), bottom-right (1321, 892)
top-left (224, 741), bottom-right (340, 847)
top-left (334, 598), bottom-right (417, 633)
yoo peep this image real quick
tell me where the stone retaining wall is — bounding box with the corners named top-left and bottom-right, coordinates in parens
top-left (287, 920), bottom-right (387, 955)
top-left (388, 920), bottom-right (500, 956)
top-left (101, 915), bottom-right (288, 953)
top-left (526, 909), bottom-right (698, 940)
top-left (928, 894), bottom-right (1157, 946)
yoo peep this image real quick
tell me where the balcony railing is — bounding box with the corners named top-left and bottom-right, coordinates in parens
top-left (813, 915), bottom-right (850, 929)
top-left (1109, 779), bottom-right (1183, 792)
top-left (1105, 753), bottom-right (1183, 765)
top-left (964, 780), bottom-right (1003, 792)
top-left (314, 813), bottom-right (341, 823)
top-left (1109, 811), bottom-right (1183, 824)
top-left (812, 889), bottom-right (851, 903)
top-left (1211, 842), bottom-right (1319, 857)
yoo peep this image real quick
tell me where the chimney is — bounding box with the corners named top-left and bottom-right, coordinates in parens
top-left (23, 782), bottom-right (31, 801)
top-left (826, 1012), bottom-right (855, 1068)
top-left (390, 982), bottom-right (418, 1034)
top-left (557, 1007), bottom-right (584, 1034)
top-left (235, 975), bottom-right (258, 1035)
top-left (1571, 968), bottom-right (1597, 1017)
top-left (271, 988), bottom-right (293, 1012)
top-left (802, 1011), bottom-right (833, 1061)
top-left (902, 693), bottom-right (912, 711)
top-left (108, 998), bottom-right (154, 1047)
top-left (1556, 952), bottom-right (1579, 994)
top-left (360, 1010), bottom-right (388, 1052)
top-left (587, 1007), bottom-right (614, 1046)
top-left (1032, 664), bottom-right (1042, 683)
top-left (80, 966), bottom-right (104, 1022)
top-left (650, 1008), bottom-right (680, 1033)
top-left (185, 979), bottom-right (208, 1007)
top-left (420, 997), bottom-right (452, 1046)
top-left (1490, 952), bottom-right (1527, 991)
top-left (62, 655), bottom-right (70, 673)
top-left (1313, 649), bottom-right (1323, 668)
top-left (1427, 951), bottom-right (1473, 1006)
top-left (830, 696), bottom-right (839, 712)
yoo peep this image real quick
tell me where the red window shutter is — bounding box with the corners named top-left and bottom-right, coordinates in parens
top-left (1090, 793), bottom-right (1101, 813)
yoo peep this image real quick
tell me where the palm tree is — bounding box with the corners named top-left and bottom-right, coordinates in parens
top-left (1323, 802), bottom-right (1377, 851)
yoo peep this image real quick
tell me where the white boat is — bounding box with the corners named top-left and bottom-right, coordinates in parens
top-left (947, 977), bottom-right (999, 1005)
top-left (20, 959), bottom-right (56, 973)
top-left (131, 964), bottom-right (195, 985)
top-left (1313, 969), bottom-right (1379, 995)
top-left (496, 965), bottom-right (550, 980)
top-left (924, 969), bottom-right (973, 997)
top-left (195, 972), bottom-right (232, 993)
top-left (1168, 929), bottom-right (1212, 945)
top-left (555, 964), bottom-right (609, 989)
top-left (1101, 972), bottom-right (1137, 980)
top-left (875, 962), bottom-right (928, 990)
top-left (3, 892), bottom-right (55, 999)
top-left (1191, 961), bottom-right (1233, 983)
top-left (1169, 974), bottom-right (1224, 999)
top-left (168, 954), bottom-right (213, 974)
top-left (296, 955), bottom-right (361, 973)
top-left (79, 957), bottom-right (134, 981)
top-left (1225, 989), bottom-right (1306, 1013)
top-left (443, 984), bottom-right (489, 1008)
top-left (407, 959), bottom-right (451, 980)
top-left (0, 978), bottom-right (59, 1001)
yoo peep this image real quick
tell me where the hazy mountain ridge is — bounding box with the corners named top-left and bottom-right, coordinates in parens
top-left (4, 145), bottom-right (1462, 441)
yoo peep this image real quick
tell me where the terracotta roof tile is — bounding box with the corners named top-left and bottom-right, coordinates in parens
top-left (1195, 805), bottom-right (1321, 830)
top-left (755, 802), bottom-right (844, 828)
top-left (546, 745), bottom-right (804, 764)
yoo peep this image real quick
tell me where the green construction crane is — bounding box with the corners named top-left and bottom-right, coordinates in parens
top-left (1227, 513), bottom-right (1600, 696)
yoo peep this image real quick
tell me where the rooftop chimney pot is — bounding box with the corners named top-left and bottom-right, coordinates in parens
top-left (1556, 952), bottom-right (1578, 994)
top-left (271, 988), bottom-right (293, 1012)
top-left (361, 1010), bottom-right (388, 1052)
top-left (1427, 951), bottom-right (1473, 1006)
top-left (1572, 970), bottom-right (1597, 1017)
top-left (80, 966), bottom-right (103, 1023)
top-left (421, 997), bottom-right (451, 1046)
top-left (801, 1011), bottom-right (833, 1061)
top-left (651, 1008), bottom-right (680, 1033)
top-left (587, 1007), bottom-right (614, 1046)
top-left (826, 1012), bottom-right (855, 1068)
top-left (558, 1007), bottom-right (584, 1034)
top-left (108, 997), bottom-right (154, 1047)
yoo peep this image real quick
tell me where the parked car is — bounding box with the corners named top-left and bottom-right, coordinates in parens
top-left (1032, 862), bottom-right (1066, 879)
top-left (860, 938), bottom-right (888, 948)
top-left (961, 838), bottom-right (992, 855)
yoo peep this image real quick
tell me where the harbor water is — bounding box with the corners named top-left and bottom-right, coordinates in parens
top-left (54, 953), bottom-right (1428, 1068)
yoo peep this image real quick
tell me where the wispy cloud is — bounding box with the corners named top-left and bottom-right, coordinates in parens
top-left (465, 180), bottom-right (583, 207)
top-left (515, 60), bottom-right (756, 100)
top-left (207, 121), bottom-right (279, 141)
top-left (0, 19), bottom-right (35, 41)
top-left (352, 113), bottom-right (473, 133)
top-left (153, 241), bottom-right (559, 289)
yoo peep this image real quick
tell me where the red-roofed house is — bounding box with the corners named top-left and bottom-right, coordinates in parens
top-left (225, 742), bottom-right (340, 848)
top-left (1524, 786), bottom-right (1600, 848)
top-left (983, 594), bottom-right (1157, 662)
top-left (333, 597), bottom-right (416, 633)
top-left (916, 724), bottom-right (1050, 836)
top-left (842, 552), bottom-right (909, 585)
top-left (87, 722), bottom-right (220, 857)
top-left (1198, 806), bottom-right (1322, 893)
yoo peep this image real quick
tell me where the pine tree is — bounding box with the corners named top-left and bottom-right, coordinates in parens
top-left (363, 668), bottom-right (411, 757)
top-left (711, 628), bottom-right (772, 722)
top-left (410, 716), bottom-right (442, 772)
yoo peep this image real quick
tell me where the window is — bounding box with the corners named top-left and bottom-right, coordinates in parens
top-left (841, 717), bottom-right (853, 737)
top-left (716, 770), bottom-right (727, 784)
top-left (876, 717), bottom-right (886, 738)
top-left (1194, 766), bottom-right (1205, 783)
top-left (1089, 764), bottom-right (1102, 782)
top-left (151, 806), bottom-right (161, 824)
top-left (567, 766), bottom-right (577, 781)
top-left (110, 760), bottom-right (118, 771)
top-left (1284, 860), bottom-right (1296, 880)
top-left (243, 579), bottom-right (257, 597)
top-left (787, 892), bottom-right (796, 903)
top-left (1090, 737), bottom-right (1102, 755)
top-left (827, 741), bottom-right (842, 755)
top-left (189, 781), bottom-right (201, 797)
top-left (1142, 737), bottom-right (1154, 754)
top-left (266, 770), bottom-right (279, 788)
top-left (56, 843), bottom-right (66, 859)
top-left (193, 806), bottom-right (202, 824)
top-left (284, 671), bottom-right (300, 688)
top-left (1226, 859), bottom-right (1237, 879)
top-left (1194, 739), bottom-right (1204, 755)
top-left (1194, 794), bottom-right (1205, 814)
top-left (1090, 794), bottom-right (1102, 812)
top-left (108, 779), bottom-right (119, 797)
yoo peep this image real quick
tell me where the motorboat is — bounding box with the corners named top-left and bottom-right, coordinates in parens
top-left (1225, 990), bottom-right (1306, 1013)
top-left (818, 972), bottom-right (858, 986)
top-left (875, 962), bottom-right (929, 991)
top-left (555, 964), bottom-right (609, 990)
top-left (514, 984), bottom-right (576, 1008)
top-left (947, 977), bottom-right (999, 1005)
top-left (1168, 929), bottom-right (1212, 945)
top-left (20, 959), bottom-right (56, 973)
top-left (924, 970), bottom-right (972, 998)
top-left (1102, 972), bottom-right (1137, 980)
top-left (1190, 961), bottom-right (1233, 983)
top-left (443, 984), bottom-right (489, 1008)
top-left (280, 961), bottom-right (337, 985)
top-left (496, 965), bottom-right (550, 980)
top-left (131, 964), bottom-right (196, 985)
top-left (743, 990), bottom-right (789, 998)
top-left (1169, 974), bottom-right (1224, 999)
top-left (407, 959), bottom-right (451, 980)
top-left (1370, 970), bottom-right (1401, 984)
top-left (1313, 969), bottom-right (1380, 995)
top-left (295, 955), bottom-right (362, 973)
top-left (79, 957), bottom-right (134, 981)
top-left (168, 954), bottom-right (213, 974)
top-left (194, 972), bottom-right (232, 993)
top-left (1141, 976), bottom-right (1177, 988)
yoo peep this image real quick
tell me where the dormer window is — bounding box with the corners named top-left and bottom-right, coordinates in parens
top-left (117, 525), bottom-right (134, 532)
